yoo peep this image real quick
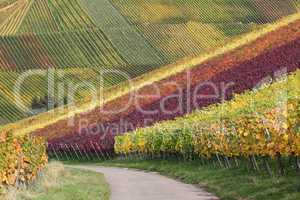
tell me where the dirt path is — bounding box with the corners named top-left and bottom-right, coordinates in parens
top-left (71, 165), bottom-right (219, 200)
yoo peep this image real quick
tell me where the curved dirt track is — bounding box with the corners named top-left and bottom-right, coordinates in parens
top-left (71, 165), bottom-right (219, 200)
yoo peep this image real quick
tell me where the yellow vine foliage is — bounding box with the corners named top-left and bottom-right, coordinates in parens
top-left (115, 70), bottom-right (300, 158)
top-left (0, 132), bottom-right (47, 186)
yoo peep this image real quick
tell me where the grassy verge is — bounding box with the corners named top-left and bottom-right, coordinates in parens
top-left (1, 162), bottom-right (110, 200)
top-left (94, 159), bottom-right (300, 200)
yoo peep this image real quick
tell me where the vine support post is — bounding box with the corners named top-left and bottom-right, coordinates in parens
top-left (295, 156), bottom-right (300, 174)
top-left (90, 142), bottom-right (101, 160)
top-left (234, 157), bottom-right (239, 168)
top-left (65, 144), bottom-right (74, 160)
top-left (263, 156), bottom-right (273, 177)
top-left (70, 144), bottom-right (80, 160)
top-left (277, 154), bottom-right (285, 176)
top-left (57, 146), bottom-right (65, 160)
top-left (199, 156), bottom-right (204, 166)
top-left (250, 155), bottom-right (260, 172)
top-left (16, 152), bottom-right (24, 188)
top-left (82, 146), bottom-right (91, 160)
top-left (60, 144), bottom-right (69, 161)
top-left (253, 155), bottom-right (260, 172)
top-left (95, 142), bottom-right (105, 159)
top-left (224, 156), bottom-right (231, 168)
top-left (75, 144), bottom-right (84, 160)
top-left (50, 144), bottom-right (60, 161)
top-left (216, 154), bottom-right (224, 168)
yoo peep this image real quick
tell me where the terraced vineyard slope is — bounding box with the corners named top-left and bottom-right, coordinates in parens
top-left (114, 70), bottom-right (300, 174)
top-left (27, 16), bottom-right (300, 154)
top-left (0, 1), bottom-right (299, 127)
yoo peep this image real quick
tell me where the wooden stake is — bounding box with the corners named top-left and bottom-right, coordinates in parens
top-left (263, 156), bottom-right (273, 177)
top-left (277, 154), bottom-right (285, 175)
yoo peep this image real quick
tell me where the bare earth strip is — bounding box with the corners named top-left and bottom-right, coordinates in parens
top-left (71, 165), bottom-right (219, 200)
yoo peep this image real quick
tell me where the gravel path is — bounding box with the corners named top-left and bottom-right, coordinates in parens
top-left (71, 165), bottom-right (219, 200)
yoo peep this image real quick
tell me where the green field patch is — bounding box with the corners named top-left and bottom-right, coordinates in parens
top-left (136, 22), bottom-right (228, 62)
top-left (0, 65), bottom-right (140, 125)
top-left (47, 0), bottom-right (95, 32)
top-left (17, 0), bottom-right (58, 34)
top-left (78, 0), bottom-right (163, 67)
top-left (111, 0), bottom-right (263, 24)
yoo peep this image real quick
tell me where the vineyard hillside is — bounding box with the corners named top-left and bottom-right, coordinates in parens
top-left (0, 1), bottom-right (299, 127)
top-left (0, 0), bottom-right (300, 125)
top-left (115, 69), bottom-right (300, 160)
top-left (1, 12), bottom-right (298, 135)
top-left (4, 14), bottom-right (298, 155)
top-left (1, 1), bottom-right (300, 197)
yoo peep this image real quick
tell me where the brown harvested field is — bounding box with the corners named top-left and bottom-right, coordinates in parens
top-left (31, 19), bottom-right (300, 151)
